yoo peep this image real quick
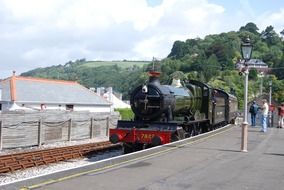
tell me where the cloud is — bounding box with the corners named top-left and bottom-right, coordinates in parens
top-left (258, 8), bottom-right (284, 33)
top-left (133, 0), bottom-right (225, 59)
top-left (0, 0), bottom-right (283, 79)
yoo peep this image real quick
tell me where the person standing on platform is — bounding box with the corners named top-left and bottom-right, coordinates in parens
top-left (260, 99), bottom-right (269, 132)
top-left (249, 101), bottom-right (259, 127)
top-left (277, 103), bottom-right (284, 128)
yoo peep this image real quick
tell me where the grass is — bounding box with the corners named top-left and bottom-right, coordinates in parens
top-left (81, 61), bottom-right (150, 69)
top-left (115, 108), bottom-right (134, 120)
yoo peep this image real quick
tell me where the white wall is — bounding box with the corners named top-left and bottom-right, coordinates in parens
top-left (4, 102), bottom-right (111, 113)
top-left (73, 105), bottom-right (111, 112)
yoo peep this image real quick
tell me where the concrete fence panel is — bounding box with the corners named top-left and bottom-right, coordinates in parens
top-left (0, 111), bottom-right (119, 150)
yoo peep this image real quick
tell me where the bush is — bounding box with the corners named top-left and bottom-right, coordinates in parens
top-left (115, 108), bottom-right (134, 120)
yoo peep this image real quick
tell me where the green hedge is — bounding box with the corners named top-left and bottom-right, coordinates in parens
top-left (115, 108), bottom-right (134, 120)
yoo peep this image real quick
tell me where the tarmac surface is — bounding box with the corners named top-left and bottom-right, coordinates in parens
top-left (5, 124), bottom-right (284, 190)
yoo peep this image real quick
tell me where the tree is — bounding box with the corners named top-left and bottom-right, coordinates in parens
top-left (205, 41), bottom-right (231, 68)
top-left (203, 54), bottom-right (220, 81)
top-left (280, 29), bottom-right (284, 37)
top-left (248, 69), bottom-right (258, 80)
top-left (239, 22), bottom-right (259, 34)
top-left (168, 41), bottom-right (186, 59)
top-left (170, 71), bottom-right (187, 81)
top-left (261, 26), bottom-right (280, 46)
top-left (187, 71), bottom-right (199, 80)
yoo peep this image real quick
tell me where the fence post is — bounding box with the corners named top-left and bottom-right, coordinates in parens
top-left (106, 117), bottom-right (109, 137)
top-left (90, 117), bottom-right (94, 139)
top-left (0, 120), bottom-right (2, 150)
top-left (68, 118), bottom-right (72, 141)
top-left (38, 119), bottom-right (42, 147)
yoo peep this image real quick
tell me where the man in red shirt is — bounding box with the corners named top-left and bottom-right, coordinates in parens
top-left (278, 103), bottom-right (284, 128)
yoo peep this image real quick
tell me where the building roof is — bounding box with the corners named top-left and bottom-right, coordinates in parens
top-left (246, 59), bottom-right (268, 68)
top-left (0, 74), bottom-right (111, 106)
top-left (237, 59), bottom-right (268, 68)
top-left (236, 59), bottom-right (271, 73)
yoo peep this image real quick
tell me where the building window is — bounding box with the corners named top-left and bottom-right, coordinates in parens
top-left (66, 104), bottom-right (74, 111)
top-left (0, 104), bottom-right (2, 111)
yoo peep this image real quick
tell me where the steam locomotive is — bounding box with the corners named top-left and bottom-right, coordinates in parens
top-left (110, 71), bottom-right (238, 153)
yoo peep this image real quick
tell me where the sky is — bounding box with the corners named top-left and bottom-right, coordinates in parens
top-left (0, 0), bottom-right (283, 79)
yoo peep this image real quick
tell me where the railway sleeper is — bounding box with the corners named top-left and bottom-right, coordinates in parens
top-left (34, 161), bottom-right (45, 166)
top-left (21, 163), bottom-right (35, 169)
top-left (9, 165), bottom-right (22, 172)
top-left (0, 167), bottom-right (10, 173)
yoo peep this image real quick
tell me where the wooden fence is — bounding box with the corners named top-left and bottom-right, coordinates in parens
top-left (0, 111), bottom-right (119, 150)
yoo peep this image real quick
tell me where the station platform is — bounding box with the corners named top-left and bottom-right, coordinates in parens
top-left (6, 125), bottom-right (284, 190)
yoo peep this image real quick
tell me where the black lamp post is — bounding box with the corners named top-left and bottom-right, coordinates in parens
top-left (240, 36), bottom-right (253, 152)
top-left (269, 81), bottom-right (272, 106)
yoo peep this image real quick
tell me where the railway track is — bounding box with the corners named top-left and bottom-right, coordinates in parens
top-left (0, 141), bottom-right (121, 174)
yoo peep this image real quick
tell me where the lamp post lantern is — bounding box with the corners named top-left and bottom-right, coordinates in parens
top-left (241, 37), bottom-right (253, 62)
top-left (240, 37), bottom-right (253, 152)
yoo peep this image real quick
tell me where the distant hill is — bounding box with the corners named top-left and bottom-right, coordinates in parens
top-left (21, 60), bottom-right (151, 99)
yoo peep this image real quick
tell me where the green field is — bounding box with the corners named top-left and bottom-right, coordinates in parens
top-left (81, 61), bottom-right (150, 68)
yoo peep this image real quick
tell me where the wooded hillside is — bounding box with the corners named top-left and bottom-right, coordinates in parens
top-left (21, 23), bottom-right (284, 108)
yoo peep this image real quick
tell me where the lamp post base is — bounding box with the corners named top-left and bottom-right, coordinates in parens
top-left (241, 121), bottom-right (248, 152)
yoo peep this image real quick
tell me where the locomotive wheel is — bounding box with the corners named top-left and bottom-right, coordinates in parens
top-left (210, 125), bottom-right (216, 131)
top-left (195, 126), bottom-right (201, 135)
top-left (171, 129), bottom-right (186, 142)
top-left (123, 143), bottom-right (133, 154)
top-left (202, 123), bottom-right (210, 133)
top-left (188, 128), bottom-right (195, 137)
top-left (230, 119), bottom-right (236, 124)
top-left (123, 143), bottom-right (144, 154)
top-left (171, 133), bottom-right (180, 142)
top-left (134, 143), bottom-right (144, 151)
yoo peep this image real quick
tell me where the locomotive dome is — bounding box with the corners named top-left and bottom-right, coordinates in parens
top-left (171, 78), bottom-right (182, 87)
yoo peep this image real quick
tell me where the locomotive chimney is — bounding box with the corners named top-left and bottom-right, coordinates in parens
top-left (148, 71), bottom-right (161, 85)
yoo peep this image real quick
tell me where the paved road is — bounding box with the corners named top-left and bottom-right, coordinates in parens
top-left (8, 125), bottom-right (284, 190)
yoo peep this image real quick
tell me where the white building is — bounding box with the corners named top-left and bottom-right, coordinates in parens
top-left (0, 72), bottom-right (112, 112)
top-left (95, 87), bottom-right (130, 110)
